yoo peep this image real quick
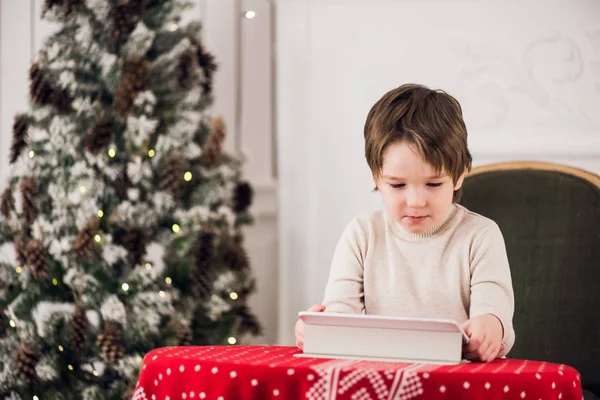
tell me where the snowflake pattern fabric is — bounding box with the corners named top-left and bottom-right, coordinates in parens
top-left (132, 346), bottom-right (584, 400)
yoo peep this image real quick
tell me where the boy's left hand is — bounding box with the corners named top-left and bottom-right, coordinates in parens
top-left (461, 314), bottom-right (503, 362)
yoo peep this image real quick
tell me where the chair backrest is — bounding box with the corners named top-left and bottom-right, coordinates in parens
top-left (460, 161), bottom-right (600, 394)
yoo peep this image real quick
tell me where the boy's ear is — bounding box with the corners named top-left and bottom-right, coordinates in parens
top-left (454, 168), bottom-right (468, 191)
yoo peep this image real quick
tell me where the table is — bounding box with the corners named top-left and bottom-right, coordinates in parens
top-left (132, 346), bottom-right (583, 400)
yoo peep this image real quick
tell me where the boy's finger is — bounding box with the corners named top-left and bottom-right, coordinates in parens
top-left (308, 304), bottom-right (326, 312)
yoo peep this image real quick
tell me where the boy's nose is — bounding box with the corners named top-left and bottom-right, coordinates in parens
top-left (406, 188), bottom-right (426, 207)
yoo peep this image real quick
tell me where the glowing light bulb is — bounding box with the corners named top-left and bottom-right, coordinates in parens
top-left (172, 224), bottom-right (180, 233)
top-left (94, 234), bottom-right (102, 243)
top-left (148, 149), bottom-right (155, 158)
top-left (29, 150), bottom-right (35, 158)
top-left (108, 148), bottom-right (116, 158)
top-left (184, 171), bottom-right (192, 181)
top-left (122, 283), bottom-right (129, 292)
top-left (165, 277), bottom-right (172, 285)
top-left (244, 10), bottom-right (256, 19)
top-left (228, 337), bottom-right (237, 345)
top-left (97, 209), bottom-right (104, 218)
top-left (229, 292), bottom-right (238, 300)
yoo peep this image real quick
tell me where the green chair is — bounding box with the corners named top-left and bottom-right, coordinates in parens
top-left (460, 161), bottom-right (600, 399)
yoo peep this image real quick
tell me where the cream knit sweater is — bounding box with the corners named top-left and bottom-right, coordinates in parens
top-left (322, 203), bottom-right (516, 356)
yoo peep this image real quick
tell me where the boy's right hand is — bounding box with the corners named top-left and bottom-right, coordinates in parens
top-left (295, 304), bottom-right (326, 350)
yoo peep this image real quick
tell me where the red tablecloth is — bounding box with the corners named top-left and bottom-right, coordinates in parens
top-left (132, 346), bottom-right (583, 400)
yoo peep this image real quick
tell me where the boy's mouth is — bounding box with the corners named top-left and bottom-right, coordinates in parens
top-left (405, 215), bottom-right (427, 223)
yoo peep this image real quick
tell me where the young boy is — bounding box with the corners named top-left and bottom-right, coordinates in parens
top-left (295, 83), bottom-right (515, 362)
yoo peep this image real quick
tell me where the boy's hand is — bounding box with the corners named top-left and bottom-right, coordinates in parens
top-left (295, 304), bottom-right (326, 350)
top-left (461, 314), bottom-right (503, 362)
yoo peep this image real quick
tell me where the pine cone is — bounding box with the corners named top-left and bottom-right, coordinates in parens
top-left (96, 322), bottom-right (125, 364)
top-left (73, 219), bottom-right (99, 261)
top-left (14, 345), bottom-right (39, 384)
top-left (27, 240), bottom-right (49, 279)
top-left (14, 237), bottom-right (28, 266)
top-left (29, 63), bottom-right (72, 112)
top-left (177, 323), bottom-right (193, 346)
top-left (0, 310), bottom-right (7, 338)
top-left (20, 177), bottom-right (38, 227)
top-left (160, 154), bottom-right (187, 195)
top-left (69, 303), bottom-right (89, 355)
top-left (122, 385), bottom-right (136, 400)
top-left (233, 182), bottom-right (253, 213)
top-left (200, 117), bottom-right (226, 169)
top-left (43, 0), bottom-right (83, 17)
top-left (10, 115), bottom-right (29, 164)
top-left (234, 305), bottom-right (262, 336)
top-left (29, 63), bottom-right (54, 106)
top-left (178, 48), bottom-right (195, 90)
top-left (114, 57), bottom-right (150, 116)
top-left (188, 36), bottom-right (217, 96)
top-left (85, 115), bottom-right (115, 155)
top-left (221, 235), bottom-right (249, 272)
top-left (122, 227), bottom-right (147, 267)
top-left (191, 230), bottom-right (215, 299)
top-left (0, 186), bottom-right (14, 219)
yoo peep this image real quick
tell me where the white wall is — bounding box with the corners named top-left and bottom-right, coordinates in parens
top-left (276, 0), bottom-right (600, 345)
top-left (0, 0), bottom-right (278, 344)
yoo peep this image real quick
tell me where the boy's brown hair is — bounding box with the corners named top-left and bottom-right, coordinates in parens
top-left (364, 83), bottom-right (472, 202)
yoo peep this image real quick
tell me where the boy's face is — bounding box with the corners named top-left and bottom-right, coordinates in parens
top-left (376, 142), bottom-right (465, 234)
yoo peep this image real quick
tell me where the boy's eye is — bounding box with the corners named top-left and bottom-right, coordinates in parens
top-left (390, 184), bottom-right (405, 189)
top-left (426, 183), bottom-right (443, 187)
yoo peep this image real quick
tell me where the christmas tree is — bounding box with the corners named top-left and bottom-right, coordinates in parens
top-left (0, 1), bottom-right (261, 398)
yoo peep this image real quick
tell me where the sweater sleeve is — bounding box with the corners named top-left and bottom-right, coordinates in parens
top-left (469, 223), bottom-right (516, 356)
top-left (321, 218), bottom-right (366, 314)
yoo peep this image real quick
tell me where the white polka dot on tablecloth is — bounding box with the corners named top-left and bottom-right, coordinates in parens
top-left (440, 386), bottom-right (446, 393)
top-left (273, 389), bottom-right (279, 396)
top-left (190, 393), bottom-right (195, 398)
top-left (195, 365), bottom-right (200, 372)
top-left (485, 382), bottom-right (491, 390)
top-left (179, 365), bottom-right (185, 372)
top-left (559, 371), bottom-right (564, 375)
top-left (559, 393), bottom-right (562, 399)
top-left (212, 367), bottom-right (218, 374)
top-left (573, 381), bottom-right (577, 387)
top-left (521, 391), bottom-right (526, 398)
top-left (504, 385), bottom-right (510, 393)
top-left (154, 380), bottom-right (158, 386)
top-left (251, 379), bottom-right (258, 386)
top-left (199, 393), bottom-right (206, 399)
top-left (153, 356), bottom-right (158, 360)
top-left (217, 397), bottom-right (223, 400)
top-left (287, 369), bottom-right (294, 375)
top-left (464, 382), bottom-right (470, 389)
top-left (307, 374), bottom-right (314, 381)
top-left (152, 396), bottom-right (156, 400)
top-left (423, 373), bottom-right (429, 379)
top-left (167, 368), bottom-right (172, 376)
top-left (165, 396), bottom-right (170, 400)
top-left (552, 382), bottom-right (556, 389)
top-left (182, 393), bottom-right (187, 399)
top-left (230, 371), bottom-right (237, 378)
top-left (536, 373), bottom-right (541, 379)
top-left (159, 373), bottom-right (163, 380)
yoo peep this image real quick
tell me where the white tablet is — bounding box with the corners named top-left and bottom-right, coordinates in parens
top-left (298, 311), bottom-right (470, 343)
